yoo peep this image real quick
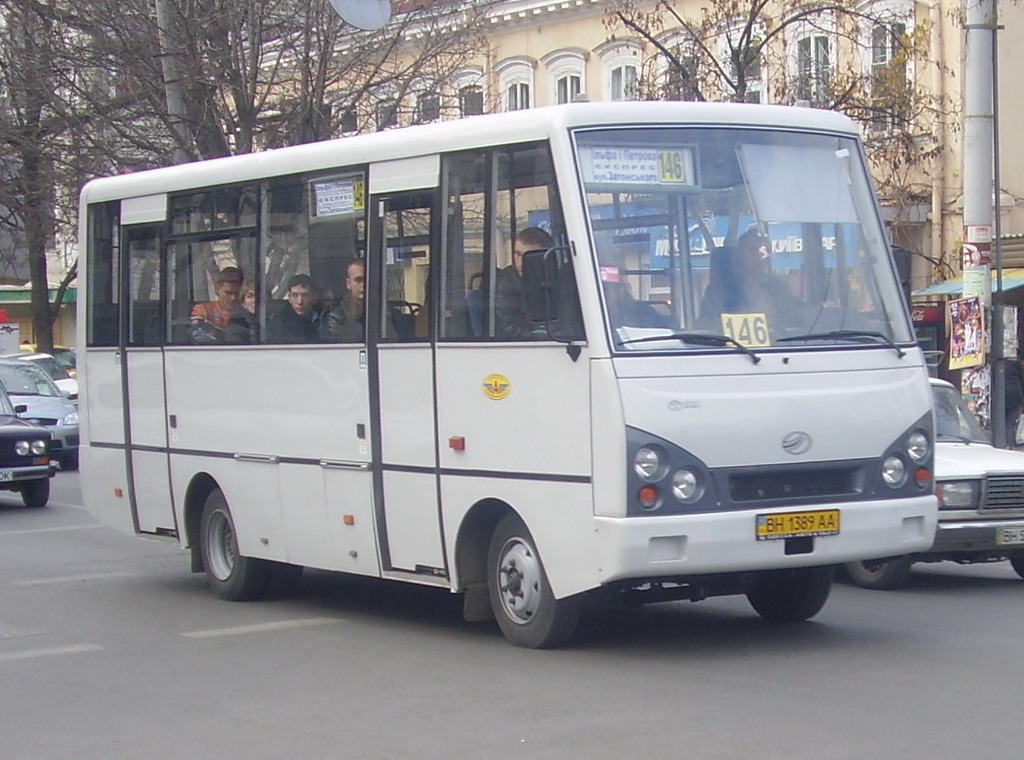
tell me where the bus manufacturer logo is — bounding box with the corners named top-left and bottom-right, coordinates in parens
top-left (483, 374), bottom-right (511, 400)
top-left (782, 431), bottom-right (812, 455)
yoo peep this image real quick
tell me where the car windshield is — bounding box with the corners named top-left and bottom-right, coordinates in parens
top-left (932, 383), bottom-right (989, 443)
top-left (0, 363), bottom-right (64, 397)
top-left (574, 126), bottom-right (912, 353)
top-left (28, 356), bottom-right (71, 381)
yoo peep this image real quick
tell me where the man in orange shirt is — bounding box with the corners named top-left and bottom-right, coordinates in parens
top-left (190, 267), bottom-right (245, 342)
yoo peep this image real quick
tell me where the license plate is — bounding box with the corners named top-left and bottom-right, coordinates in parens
top-left (756, 509), bottom-right (840, 540)
top-left (0, 470), bottom-right (12, 482)
top-left (996, 525), bottom-right (1024, 545)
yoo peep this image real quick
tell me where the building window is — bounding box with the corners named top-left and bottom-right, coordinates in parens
top-left (869, 21), bottom-right (909, 129)
top-left (415, 91), bottom-right (441, 124)
top-left (452, 66), bottom-right (486, 117)
top-left (460, 86), bottom-right (484, 116)
top-left (597, 41), bottom-right (642, 102)
top-left (496, 57), bottom-right (535, 112)
top-left (610, 65), bottom-right (638, 101)
top-left (797, 34), bottom-right (831, 106)
top-left (543, 48), bottom-right (587, 105)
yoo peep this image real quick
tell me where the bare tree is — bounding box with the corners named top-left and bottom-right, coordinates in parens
top-left (605, 0), bottom-right (956, 261)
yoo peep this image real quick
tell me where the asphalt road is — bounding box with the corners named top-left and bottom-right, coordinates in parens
top-left (2, 473), bottom-right (1021, 759)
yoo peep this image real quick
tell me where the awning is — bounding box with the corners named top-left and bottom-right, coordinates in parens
top-left (912, 267), bottom-right (1024, 297)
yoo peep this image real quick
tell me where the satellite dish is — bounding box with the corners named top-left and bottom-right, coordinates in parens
top-left (328, 0), bottom-right (393, 31)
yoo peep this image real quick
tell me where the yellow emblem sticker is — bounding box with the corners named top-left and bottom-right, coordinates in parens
top-left (483, 374), bottom-right (511, 400)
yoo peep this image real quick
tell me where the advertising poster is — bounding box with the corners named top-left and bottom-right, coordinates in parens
top-left (962, 365), bottom-right (991, 428)
top-left (948, 296), bottom-right (985, 370)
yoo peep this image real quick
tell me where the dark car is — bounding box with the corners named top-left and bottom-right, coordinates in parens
top-left (0, 382), bottom-right (55, 508)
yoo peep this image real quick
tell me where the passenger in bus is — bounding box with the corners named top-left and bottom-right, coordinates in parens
top-left (268, 274), bottom-right (320, 343)
top-left (241, 282), bottom-right (257, 314)
top-left (698, 229), bottom-right (798, 330)
top-left (495, 227), bottom-right (553, 339)
top-left (323, 258), bottom-right (366, 342)
top-left (603, 280), bottom-right (666, 330)
top-left (189, 266), bottom-right (247, 343)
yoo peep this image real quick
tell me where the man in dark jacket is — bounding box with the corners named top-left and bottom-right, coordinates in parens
top-left (268, 274), bottom-right (320, 343)
top-left (1004, 356), bottom-right (1024, 448)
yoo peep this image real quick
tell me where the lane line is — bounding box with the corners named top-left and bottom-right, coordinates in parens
top-left (13, 571), bottom-right (134, 586)
top-left (182, 618), bottom-right (344, 639)
top-left (0, 645), bottom-right (104, 663)
top-left (0, 524), bottom-right (105, 537)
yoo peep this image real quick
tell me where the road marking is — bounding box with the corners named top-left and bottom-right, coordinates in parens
top-left (0, 524), bottom-right (105, 537)
top-left (182, 618), bottom-right (344, 639)
top-left (12, 571), bottom-right (134, 586)
top-left (0, 645), bottom-right (104, 663)
top-left (0, 622), bottom-right (44, 639)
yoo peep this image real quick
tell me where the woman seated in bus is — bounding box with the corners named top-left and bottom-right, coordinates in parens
top-left (189, 266), bottom-right (251, 344)
top-left (495, 227), bottom-right (553, 339)
top-left (697, 229), bottom-right (798, 331)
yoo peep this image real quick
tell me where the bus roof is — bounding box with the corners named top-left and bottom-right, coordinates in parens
top-left (80, 102), bottom-right (858, 204)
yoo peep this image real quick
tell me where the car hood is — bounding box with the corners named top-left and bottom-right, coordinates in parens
top-left (7, 394), bottom-right (76, 420)
top-left (934, 440), bottom-right (1024, 479)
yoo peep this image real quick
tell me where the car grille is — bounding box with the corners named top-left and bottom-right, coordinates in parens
top-left (984, 476), bottom-right (1024, 510)
top-left (23, 417), bottom-right (58, 427)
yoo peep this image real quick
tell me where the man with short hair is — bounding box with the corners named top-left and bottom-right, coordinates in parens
top-left (190, 266), bottom-right (246, 343)
top-left (324, 258), bottom-right (366, 342)
top-left (268, 273), bottom-right (320, 343)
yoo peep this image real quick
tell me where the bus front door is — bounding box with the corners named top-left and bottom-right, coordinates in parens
top-left (369, 186), bottom-right (446, 579)
top-left (122, 222), bottom-right (176, 536)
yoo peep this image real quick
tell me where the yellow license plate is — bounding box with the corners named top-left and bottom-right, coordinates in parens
top-left (756, 509), bottom-right (840, 540)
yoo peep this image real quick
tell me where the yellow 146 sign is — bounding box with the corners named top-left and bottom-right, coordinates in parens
top-left (720, 312), bottom-right (771, 347)
top-left (657, 150), bottom-right (688, 183)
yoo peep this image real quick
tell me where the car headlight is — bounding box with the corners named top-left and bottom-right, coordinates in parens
top-left (882, 455), bottom-right (908, 488)
top-left (906, 430), bottom-right (930, 463)
top-left (936, 481), bottom-right (979, 509)
top-left (671, 468), bottom-right (705, 503)
top-left (633, 446), bottom-right (667, 481)
top-left (15, 440), bottom-right (29, 456)
top-left (31, 439), bottom-right (47, 455)
top-left (61, 411), bottom-right (78, 426)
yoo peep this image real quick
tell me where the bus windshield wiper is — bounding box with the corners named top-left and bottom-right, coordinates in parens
top-left (775, 330), bottom-right (906, 358)
top-left (616, 332), bottom-right (761, 364)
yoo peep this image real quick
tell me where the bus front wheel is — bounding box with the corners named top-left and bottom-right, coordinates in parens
top-left (487, 514), bottom-right (581, 649)
top-left (200, 489), bottom-right (271, 601)
top-left (746, 566), bottom-right (833, 622)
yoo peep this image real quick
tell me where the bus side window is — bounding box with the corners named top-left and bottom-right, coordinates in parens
top-left (380, 192), bottom-right (432, 343)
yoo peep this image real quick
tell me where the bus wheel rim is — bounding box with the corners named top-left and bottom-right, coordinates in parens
top-left (497, 538), bottom-right (542, 625)
top-left (208, 510), bottom-right (236, 581)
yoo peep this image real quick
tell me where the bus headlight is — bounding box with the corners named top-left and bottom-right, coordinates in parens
top-left (636, 485), bottom-right (661, 511)
top-left (936, 480), bottom-right (979, 509)
top-left (906, 431), bottom-right (930, 463)
top-left (671, 469), bottom-right (704, 503)
top-left (31, 439), bottom-right (47, 455)
top-left (882, 455), bottom-right (908, 488)
top-left (15, 440), bottom-right (29, 456)
top-left (633, 446), bottom-right (667, 481)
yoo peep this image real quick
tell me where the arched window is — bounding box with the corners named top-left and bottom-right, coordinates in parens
top-left (542, 48), bottom-right (587, 105)
top-left (859, 0), bottom-right (914, 131)
top-left (496, 57), bottom-right (535, 111)
top-left (452, 67), bottom-right (486, 117)
top-left (788, 15), bottom-right (835, 107)
top-left (596, 41), bottom-right (641, 101)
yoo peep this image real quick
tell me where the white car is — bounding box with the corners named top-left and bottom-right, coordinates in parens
top-left (1, 353), bottom-right (77, 400)
top-left (846, 378), bottom-right (1024, 588)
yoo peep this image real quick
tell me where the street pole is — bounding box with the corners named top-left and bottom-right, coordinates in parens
top-left (963, 0), bottom-right (1004, 444)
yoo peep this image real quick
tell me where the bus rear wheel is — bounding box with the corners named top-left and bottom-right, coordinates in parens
top-left (843, 557), bottom-right (914, 590)
top-left (746, 566), bottom-right (833, 622)
top-left (487, 514), bottom-right (581, 649)
top-left (200, 489), bottom-right (271, 601)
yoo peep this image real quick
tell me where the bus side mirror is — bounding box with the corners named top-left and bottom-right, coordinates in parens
top-left (521, 245), bottom-right (584, 351)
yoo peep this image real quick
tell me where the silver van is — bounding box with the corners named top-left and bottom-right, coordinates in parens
top-left (0, 359), bottom-right (79, 471)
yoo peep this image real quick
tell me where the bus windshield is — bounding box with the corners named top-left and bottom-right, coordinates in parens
top-left (573, 126), bottom-right (912, 352)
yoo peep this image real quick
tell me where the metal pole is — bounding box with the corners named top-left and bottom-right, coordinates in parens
top-left (963, 0), bottom-right (1002, 443)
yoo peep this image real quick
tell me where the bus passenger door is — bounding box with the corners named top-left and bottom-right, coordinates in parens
top-left (122, 221), bottom-right (176, 536)
top-left (368, 173), bottom-right (446, 578)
